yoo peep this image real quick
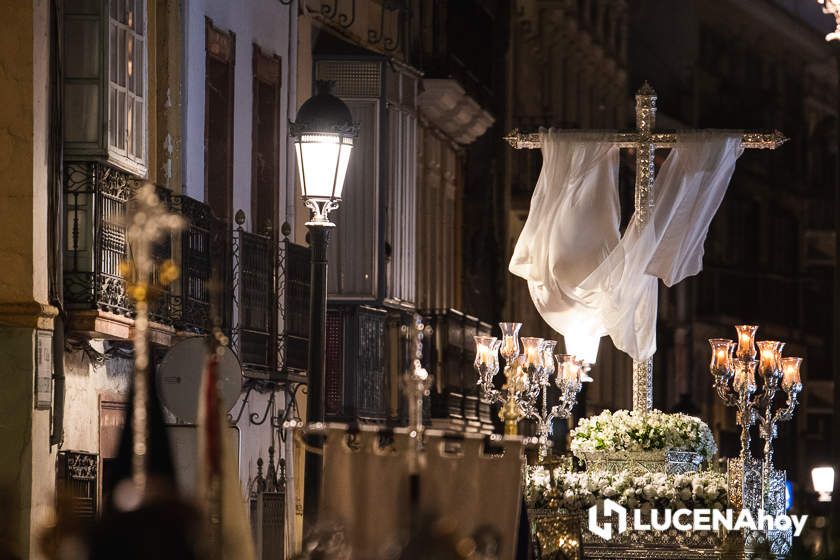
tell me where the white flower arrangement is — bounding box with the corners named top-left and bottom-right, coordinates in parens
top-left (569, 409), bottom-right (717, 459)
top-left (525, 466), bottom-right (729, 512)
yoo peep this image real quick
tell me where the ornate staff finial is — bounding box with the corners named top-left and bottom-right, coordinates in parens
top-left (123, 183), bottom-right (184, 496)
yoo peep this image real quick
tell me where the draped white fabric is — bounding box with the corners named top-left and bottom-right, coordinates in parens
top-left (509, 130), bottom-right (743, 363)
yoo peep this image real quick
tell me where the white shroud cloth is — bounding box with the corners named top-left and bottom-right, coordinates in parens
top-left (509, 130), bottom-right (743, 363)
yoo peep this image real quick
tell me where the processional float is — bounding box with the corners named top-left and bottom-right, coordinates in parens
top-left (291, 316), bottom-right (527, 559)
top-left (502, 83), bottom-right (801, 560)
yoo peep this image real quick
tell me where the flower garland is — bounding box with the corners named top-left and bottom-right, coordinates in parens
top-left (569, 409), bottom-right (717, 459)
top-left (525, 466), bottom-right (729, 512)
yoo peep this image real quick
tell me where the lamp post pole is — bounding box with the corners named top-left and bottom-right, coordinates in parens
top-left (302, 223), bottom-right (331, 532)
top-left (290, 79), bottom-right (358, 536)
top-left (832, 42), bottom-right (840, 555)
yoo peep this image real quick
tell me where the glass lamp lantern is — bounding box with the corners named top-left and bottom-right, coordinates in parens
top-left (781, 357), bottom-right (803, 391)
top-left (735, 325), bottom-right (758, 360)
top-left (290, 80), bottom-right (359, 226)
top-left (709, 338), bottom-right (735, 380)
top-left (757, 340), bottom-right (784, 382)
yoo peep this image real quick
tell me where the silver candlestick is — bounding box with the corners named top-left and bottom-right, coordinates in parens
top-left (709, 325), bottom-right (804, 513)
top-left (475, 323), bottom-right (584, 455)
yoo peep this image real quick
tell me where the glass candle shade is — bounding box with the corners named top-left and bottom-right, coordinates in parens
top-left (757, 340), bottom-right (784, 380)
top-left (555, 354), bottom-right (579, 386)
top-left (735, 325), bottom-right (758, 360)
top-left (521, 337), bottom-right (545, 368)
top-left (781, 357), bottom-right (803, 390)
top-left (709, 338), bottom-right (735, 379)
top-left (499, 322), bottom-right (522, 361)
top-left (733, 359), bottom-right (757, 393)
top-left (474, 336), bottom-right (499, 371)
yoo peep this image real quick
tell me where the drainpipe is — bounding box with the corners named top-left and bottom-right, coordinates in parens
top-left (50, 315), bottom-right (65, 446)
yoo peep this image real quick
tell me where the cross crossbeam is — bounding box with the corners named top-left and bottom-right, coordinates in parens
top-left (505, 83), bottom-right (788, 412)
top-left (503, 129), bottom-right (787, 150)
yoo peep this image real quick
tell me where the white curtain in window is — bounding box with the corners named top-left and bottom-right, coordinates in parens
top-left (509, 130), bottom-right (742, 363)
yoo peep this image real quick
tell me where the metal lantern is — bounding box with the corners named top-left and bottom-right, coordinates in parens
top-left (290, 80), bottom-right (359, 226)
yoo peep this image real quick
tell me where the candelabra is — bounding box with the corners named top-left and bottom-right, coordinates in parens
top-left (709, 325), bottom-right (804, 511)
top-left (475, 322), bottom-right (584, 455)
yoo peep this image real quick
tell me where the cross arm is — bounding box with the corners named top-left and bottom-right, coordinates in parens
top-left (503, 129), bottom-right (788, 150)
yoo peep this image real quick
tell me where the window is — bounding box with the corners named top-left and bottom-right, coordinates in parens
top-left (108, 0), bottom-right (146, 165)
top-left (205, 18), bottom-right (235, 223)
top-left (205, 19), bottom-right (235, 329)
top-left (315, 58), bottom-right (383, 300)
top-left (386, 68), bottom-right (418, 305)
top-left (314, 58), bottom-right (418, 303)
top-left (252, 46), bottom-right (282, 234)
top-left (63, 0), bottom-right (148, 176)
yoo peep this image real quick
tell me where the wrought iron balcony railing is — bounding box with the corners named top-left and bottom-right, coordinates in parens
top-left (63, 162), bottom-right (175, 326)
top-left (63, 162), bottom-right (311, 380)
top-left (232, 223), bottom-right (311, 380)
top-left (325, 304), bottom-right (389, 421)
top-left (169, 193), bottom-right (224, 333)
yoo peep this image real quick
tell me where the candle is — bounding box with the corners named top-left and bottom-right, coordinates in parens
top-left (735, 325), bottom-right (758, 360)
top-left (554, 354), bottom-right (576, 383)
top-left (757, 340), bottom-right (782, 378)
top-left (521, 337), bottom-right (544, 368)
top-left (709, 338), bottom-right (734, 376)
top-left (473, 336), bottom-right (498, 371)
top-left (498, 322), bottom-right (522, 360)
top-left (781, 357), bottom-right (803, 390)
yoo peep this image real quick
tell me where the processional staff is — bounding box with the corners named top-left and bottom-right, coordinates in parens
top-left (505, 83), bottom-right (788, 412)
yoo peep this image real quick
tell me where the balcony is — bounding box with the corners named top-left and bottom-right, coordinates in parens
top-left (63, 161), bottom-right (310, 381)
top-left (232, 225), bottom-right (310, 381)
top-left (424, 309), bottom-right (494, 433)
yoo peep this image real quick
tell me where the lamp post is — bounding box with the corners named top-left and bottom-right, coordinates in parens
top-left (290, 80), bottom-right (358, 531)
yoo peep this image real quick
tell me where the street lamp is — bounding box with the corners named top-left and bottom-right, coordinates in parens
top-left (291, 80), bottom-right (358, 226)
top-left (813, 466), bottom-right (835, 503)
top-left (291, 80), bottom-right (358, 531)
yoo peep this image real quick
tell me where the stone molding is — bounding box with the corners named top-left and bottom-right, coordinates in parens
top-left (0, 301), bottom-right (59, 330)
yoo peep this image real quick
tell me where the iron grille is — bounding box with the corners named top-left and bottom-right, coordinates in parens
top-left (315, 60), bottom-right (382, 98)
top-left (57, 450), bottom-right (98, 521)
top-left (234, 228), bottom-right (274, 370)
top-left (170, 194), bottom-right (219, 332)
top-left (325, 311), bottom-right (344, 416)
top-left (232, 229), bottom-right (310, 380)
top-left (325, 305), bottom-right (388, 421)
top-left (279, 239), bottom-right (310, 374)
top-left (63, 162), bottom-right (173, 322)
top-left (64, 162), bottom-right (132, 316)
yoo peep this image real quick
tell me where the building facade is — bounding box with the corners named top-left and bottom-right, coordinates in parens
top-left (0, 1), bottom-right (511, 557)
top-left (2, 0), bottom-right (301, 557)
